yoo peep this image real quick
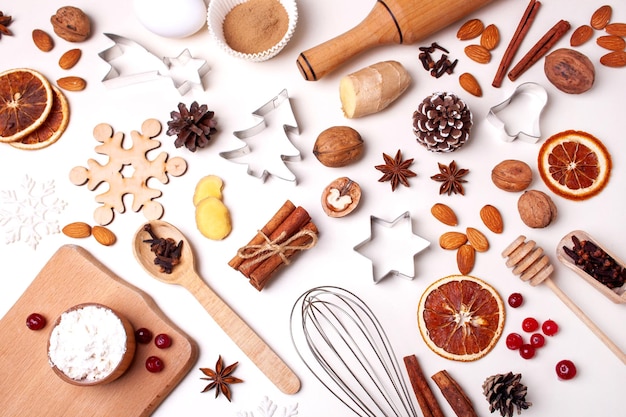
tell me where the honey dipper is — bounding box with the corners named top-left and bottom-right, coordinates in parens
top-left (502, 235), bottom-right (626, 365)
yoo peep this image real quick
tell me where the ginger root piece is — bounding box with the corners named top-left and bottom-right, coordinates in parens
top-left (339, 60), bottom-right (411, 118)
top-left (193, 174), bottom-right (224, 206)
top-left (195, 196), bottom-right (232, 240)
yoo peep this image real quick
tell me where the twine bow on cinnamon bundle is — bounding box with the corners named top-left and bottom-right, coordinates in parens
top-left (229, 200), bottom-right (318, 291)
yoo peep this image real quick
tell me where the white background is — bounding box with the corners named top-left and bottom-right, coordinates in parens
top-left (1, 0), bottom-right (625, 416)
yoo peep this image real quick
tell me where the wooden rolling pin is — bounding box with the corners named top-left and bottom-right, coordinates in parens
top-left (297, 0), bottom-right (497, 81)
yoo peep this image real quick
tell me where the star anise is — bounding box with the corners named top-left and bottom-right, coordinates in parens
top-left (375, 149), bottom-right (417, 191)
top-left (430, 160), bottom-right (469, 195)
top-left (0, 12), bottom-right (13, 39)
top-left (200, 356), bottom-right (243, 401)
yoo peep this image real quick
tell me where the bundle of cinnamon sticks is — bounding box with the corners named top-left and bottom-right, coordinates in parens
top-left (229, 200), bottom-right (318, 291)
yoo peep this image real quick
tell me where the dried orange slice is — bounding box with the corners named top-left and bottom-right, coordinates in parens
top-left (0, 68), bottom-right (53, 143)
top-left (538, 130), bottom-right (612, 200)
top-left (418, 275), bottom-right (504, 361)
top-left (11, 86), bottom-right (69, 150)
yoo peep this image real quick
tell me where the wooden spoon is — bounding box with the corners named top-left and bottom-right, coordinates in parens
top-left (132, 220), bottom-right (301, 395)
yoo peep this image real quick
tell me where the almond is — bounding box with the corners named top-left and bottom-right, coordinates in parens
top-left (457, 18), bottom-right (484, 40)
top-left (92, 225), bottom-right (116, 246)
top-left (464, 44), bottom-right (491, 64)
top-left (570, 25), bottom-right (594, 47)
top-left (591, 5), bottom-right (612, 30)
top-left (57, 76), bottom-right (87, 91)
top-left (32, 29), bottom-right (54, 52)
top-left (459, 72), bottom-right (482, 97)
top-left (479, 205), bottom-right (504, 234)
top-left (62, 222), bottom-right (92, 238)
top-left (431, 203), bottom-right (458, 226)
top-left (59, 48), bottom-right (82, 70)
top-left (456, 244), bottom-right (475, 275)
top-left (605, 23), bottom-right (626, 37)
top-left (439, 231), bottom-right (468, 250)
top-left (596, 35), bottom-right (626, 51)
top-left (480, 24), bottom-right (500, 50)
top-left (600, 50), bottom-right (626, 67)
top-left (466, 227), bottom-right (489, 252)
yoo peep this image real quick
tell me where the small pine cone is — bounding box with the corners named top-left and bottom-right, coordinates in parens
top-left (482, 372), bottom-right (532, 417)
top-left (166, 101), bottom-right (217, 152)
top-left (413, 92), bottom-right (472, 152)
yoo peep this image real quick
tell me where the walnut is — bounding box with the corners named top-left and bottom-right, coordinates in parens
top-left (50, 6), bottom-right (91, 42)
top-left (491, 159), bottom-right (533, 192)
top-left (313, 126), bottom-right (364, 167)
top-left (517, 190), bottom-right (557, 228)
top-left (544, 48), bottom-right (595, 94)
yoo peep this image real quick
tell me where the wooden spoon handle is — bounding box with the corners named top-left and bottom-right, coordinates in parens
top-left (184, 271), bottom-right (301, 394)
top-left (545, 278), bottom-right (626, 365)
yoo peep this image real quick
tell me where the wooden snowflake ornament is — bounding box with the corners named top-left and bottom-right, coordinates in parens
top-left (70, 118), bottom-right (187, 225)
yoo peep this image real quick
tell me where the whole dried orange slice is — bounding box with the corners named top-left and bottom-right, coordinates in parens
top-left (418, 275), bottom-right (504, 361)
top-left (538, 130), bottom-right (612, 200)
top-left (11, 86), bottom-right (69, 150)
top-left (0, 68), bottom-right (53, 143)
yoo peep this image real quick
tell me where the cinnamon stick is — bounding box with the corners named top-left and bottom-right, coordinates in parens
top-left (228, 200), bottom-right (295, 270)
top-left (431, 370), bottom-right (478, 417)
top-left (508, 19), bottom-right (571, 81)
top-left (492, 0), bottom-right (541, 87)
top-left (249, 221), bottom-right (318, 291)
top-left (236, 206), bottom-right (311, 278)
top-left (403, 355), bottom-right (445, 417)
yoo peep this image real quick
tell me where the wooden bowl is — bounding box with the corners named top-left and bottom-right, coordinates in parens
top-left (48, 303), bottom-right (136, 386)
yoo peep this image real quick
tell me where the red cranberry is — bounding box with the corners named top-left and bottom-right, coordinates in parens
top-left (135, 328), bottom-right (153, 344)
top-left (542, 319), bottom-right (559, 336)
top-left (26, 313), bottom-right (47, 330)
top-left (530, 333), bottom-right (545, 348)
top-left (507, 292), bottom-right (524, 308)
top-left (519, 344), bottom-right (536, 359)
top-left (506, 333), bottom-right (524, 350)
top-left (155, 333), bottom-right (172, 349)
top-left (521, 317), bottom-right (539, 332)
top-left (556, 359), bottom-right (577, 380)
top-left (146, 356), bottom-right (164, 373)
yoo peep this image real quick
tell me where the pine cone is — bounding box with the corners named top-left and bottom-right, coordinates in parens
top-left (413, 92), bottom-right (472, 152)
top-left (482, 372), bottom-right (532, 417)
top-left (166, 101), bottom-right (217, 152)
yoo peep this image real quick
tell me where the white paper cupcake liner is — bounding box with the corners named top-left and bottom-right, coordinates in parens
top-left (207, 0), bottom-right (298, 62)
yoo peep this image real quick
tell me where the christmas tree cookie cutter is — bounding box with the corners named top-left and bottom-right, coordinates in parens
top-left (69, 118), bottom-right (187, 226)
top-left (98, 33), bottom-right (210, 94)
top-left (219, 89), bottom-right (301, 184)
top-left (486, 82), bottom-right (548, 143)
top-left (353, 212), bottom-right (430, 283)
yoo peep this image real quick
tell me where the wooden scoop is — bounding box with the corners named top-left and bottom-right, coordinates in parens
top-left (503, 236), bottom-right (626, 365)
top-left (133, 220), bottom-right (301, 394)
top-left (296, 0), bottom-right (497, 81)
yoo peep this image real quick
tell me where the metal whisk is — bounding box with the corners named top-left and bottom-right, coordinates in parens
top-left (290, 286), bottom-right (418, 417)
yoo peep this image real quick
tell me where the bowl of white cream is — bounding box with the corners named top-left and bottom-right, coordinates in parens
top-left (48, 303), bottom-right (136, 386)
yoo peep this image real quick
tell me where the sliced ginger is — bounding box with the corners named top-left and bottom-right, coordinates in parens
top-left (193, 174), bottom-right (232, 240)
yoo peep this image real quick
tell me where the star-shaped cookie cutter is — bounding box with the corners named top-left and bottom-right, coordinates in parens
top-left (98, 33), bottom-right (209, 94)
top-left (219, 89), bottom-right (301, 184)
top-left (353, 212), bottom-right (430, 283)
top-left (486, 82), bottom-right (548, 143)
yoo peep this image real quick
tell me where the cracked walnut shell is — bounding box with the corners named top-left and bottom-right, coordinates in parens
top-left (51, 6), bottom-right (91, 42)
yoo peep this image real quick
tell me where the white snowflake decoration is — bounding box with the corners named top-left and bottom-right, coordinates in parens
top-left (0, 176), bottom-right (67, 249)
top-left (237, 396), bottom-right (298, 417)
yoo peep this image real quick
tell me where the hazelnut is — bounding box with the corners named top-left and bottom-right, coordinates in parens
top-left (313, 126), bottom-right (364, 167)
top-left (544, 48), bottom-right (595, 94)
top-left (491, 159), bottom-right (532, 192)
top-left (50, 6), bottom-right (91, 42)
top-left (517, 190), bottom-right (557, 228)
top-left (321, 177), bottom-right (361, 217)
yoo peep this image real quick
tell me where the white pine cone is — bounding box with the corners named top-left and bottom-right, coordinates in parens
top-left (413, 92), bottom-right (472, 152)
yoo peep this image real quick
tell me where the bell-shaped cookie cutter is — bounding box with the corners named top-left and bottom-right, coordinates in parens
top-left (486, 82), bottom-right (548, 143)
top-left (353, 212), bottom-right (430, 284)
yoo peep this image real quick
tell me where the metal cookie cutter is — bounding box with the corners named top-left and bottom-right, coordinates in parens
top-left (98, 33), bottom-right (209, 94)
top-left (353, 212), bottom-right (430, 284)
top-left (219, 89), bottom-right (301, 184)
top-left (486, 82), bottom-right (548, 143)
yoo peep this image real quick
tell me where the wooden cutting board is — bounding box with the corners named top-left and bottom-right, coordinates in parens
top-left (0, 245), bottom-right (198, 417)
